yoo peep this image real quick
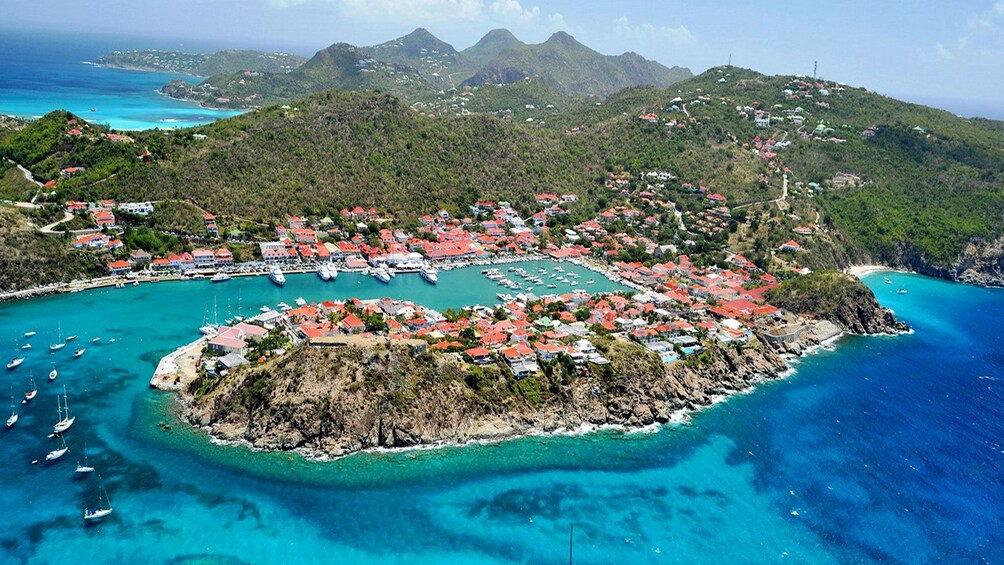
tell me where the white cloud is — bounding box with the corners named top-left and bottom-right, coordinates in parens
top-left (490, 0), bottom-right (539, 23)
top-left (957, 1), bottom-right (1004, 51)
top-left (612, 15), bottom-right (693, 45)
top-left (339, 0), bottom-right (485, 21)
top-left (935, 42), bottom-right (954, 60)
top-left (548, 12), bottom-right (567, 29)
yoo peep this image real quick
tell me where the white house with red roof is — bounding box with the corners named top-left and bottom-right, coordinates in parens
top-left (779, 240), bottom-right (801, 252)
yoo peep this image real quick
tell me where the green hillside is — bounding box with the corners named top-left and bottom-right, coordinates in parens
top-left (4, 66), bottom-right (1003, 286)
top-left (458, 28), bottom-right (525, 70)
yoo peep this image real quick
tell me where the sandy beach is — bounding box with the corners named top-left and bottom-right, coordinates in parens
top-left (846, 264), bottom-right (897, 278)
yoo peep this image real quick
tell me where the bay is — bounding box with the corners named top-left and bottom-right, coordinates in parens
top-left (0, 268), bottom-right (1001, 563)
top-left (0, 29), bottom-right (242, 130)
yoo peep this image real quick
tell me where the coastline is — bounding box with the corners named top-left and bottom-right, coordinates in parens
top-left (167, 322), bottom-right (877, 463)
top-left (182, 338), bottom-right (808, 463)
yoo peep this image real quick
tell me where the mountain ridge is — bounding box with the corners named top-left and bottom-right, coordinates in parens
top-left (160, 27), bottom-right (692, 109)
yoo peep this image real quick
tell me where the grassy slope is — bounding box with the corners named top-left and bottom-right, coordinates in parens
top-left (0, 207), bottom-right (105, 292)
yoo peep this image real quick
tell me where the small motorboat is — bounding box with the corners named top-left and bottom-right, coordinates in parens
top-left (92, 337), bottom-right (101, 343)
top-left (74, 348), bottom-right (86, 358)
top-left (897, 289), bottom-right (908, 294)
top-left (24, 331), bottom-right (36, 338)
top-left (49, 367), bottom-right (58, 381)
top-left (65, 335), bottom-right (78, 342)
top-left (21, 343), bottom-right (31, 350)
top-left (7, 357), bottom-right (24, 370)
top-left (884, 277), bottom-right (892, 284)
top-left (211, 272), bottom-right (231, 283)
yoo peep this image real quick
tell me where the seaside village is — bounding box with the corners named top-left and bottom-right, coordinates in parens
top-left (49, 89), bottom-right (851, 387)
top-left (140, 179), bottom-right (835, 389)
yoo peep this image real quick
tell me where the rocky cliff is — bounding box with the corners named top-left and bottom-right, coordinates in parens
top-left (178, 275), bottom-right (906, 459)
top-left (768, 271), bottom-right (909, 334)
top-left (902, 236), bottom-right (1004, 288)
top-left (182, 336), bottom-right (788, 458)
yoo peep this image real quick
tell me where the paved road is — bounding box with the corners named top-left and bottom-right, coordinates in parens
top-left (40, 211), bottom-right (73, 233)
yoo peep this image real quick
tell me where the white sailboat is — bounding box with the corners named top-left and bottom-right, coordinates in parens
top-left (53, 387), bottom-right (75, 434)
top-left (46, 434), bottom-right (68, 461)
top-left (84, 480), bottom-right (113, 521)
top-left (76, 447), bottom-right (94, 474)
top-left (50, 323), bottom-right (65, 351)
top-left (6, 392), bottom-right (17, 428)
top-left (6, 356), bottom-right (24, 370)
top-left (24, 375), bottom-right (37, 403)
top-left (199, 299), bottom-right (220, 336)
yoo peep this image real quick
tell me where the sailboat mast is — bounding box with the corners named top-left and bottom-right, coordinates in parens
top-left (569, 523), bottom-right (573, 565)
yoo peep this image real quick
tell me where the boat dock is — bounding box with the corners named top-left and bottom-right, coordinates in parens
top-left (150, 337), bottom-right (206, 391)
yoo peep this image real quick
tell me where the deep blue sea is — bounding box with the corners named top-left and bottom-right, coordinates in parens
top-left (0, 266), bottom-right (1000, 563)
top-left (0, 29), bottom-right (242, 130)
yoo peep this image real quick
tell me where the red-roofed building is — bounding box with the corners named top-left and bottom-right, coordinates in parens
top-left (107, 260), bottom-right (132, 274)
top-left (340, 313), bottom-right (366, 335)
top-left (779, 240), bottom-right (801, 252)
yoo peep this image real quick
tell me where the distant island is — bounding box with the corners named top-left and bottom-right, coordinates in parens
top-left (97, 48), bottom-right (307, 76)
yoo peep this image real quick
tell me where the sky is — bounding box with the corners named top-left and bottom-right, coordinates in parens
top-left (7, 0), bottom-right (1004, 118)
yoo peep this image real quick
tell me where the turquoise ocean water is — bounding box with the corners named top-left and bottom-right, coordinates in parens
top-left (0, 265), bottom-right (1001, 563)
top-left (0, 29), bottom-right (242, 130)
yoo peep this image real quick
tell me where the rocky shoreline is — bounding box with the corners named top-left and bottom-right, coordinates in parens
top-left (170, 296), bottom-right (906, 461)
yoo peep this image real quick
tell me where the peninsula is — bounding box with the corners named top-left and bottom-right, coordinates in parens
top-left (165, 270), bottom-right (904, 459)
top-left (97, 48), bottom-right (307, 76)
